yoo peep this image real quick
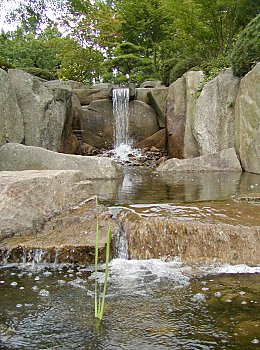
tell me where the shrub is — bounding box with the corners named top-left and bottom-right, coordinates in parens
top-left (169, 57), bottom-right (200, 84)
top-left (231, 14), bottom-right (260, 77)
top-left (20, 67), bottom-right (56, 80)
top-left (0, 57), bottom-right (14, 71)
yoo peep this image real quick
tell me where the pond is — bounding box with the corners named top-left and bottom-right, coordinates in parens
top-left (1, 167), bottom-right (260, 349)
top-left (0, 261), bottom-right (260, 350)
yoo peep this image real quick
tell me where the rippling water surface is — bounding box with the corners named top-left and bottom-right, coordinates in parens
top-left (0, 261), bottom-right (260, 350)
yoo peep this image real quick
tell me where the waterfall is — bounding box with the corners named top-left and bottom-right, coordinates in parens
top-left (113, 88), bottom-right (130, 148)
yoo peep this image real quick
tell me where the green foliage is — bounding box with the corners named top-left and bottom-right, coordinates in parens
top-left (19, 67), bottom-right (56, 80)
top-left (0, 56), bottom-right (14, 71)
top-left (231, 14), bottom-right (260, 77)
top-left (103, 42), bottom-right (156, 85)
top-left (168, 57), bottom-right (200, 85)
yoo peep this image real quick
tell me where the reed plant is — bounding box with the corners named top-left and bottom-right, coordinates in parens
top-left (94, 197), bottom-right (111, 321)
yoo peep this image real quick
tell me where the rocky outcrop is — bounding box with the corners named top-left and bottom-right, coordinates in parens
top-left (235, 63), bottom-right (260, 174)
top-left (74, 87), bottom-right (111, 105)
top-left (136, 87), bottom-right (168, 128)
top-left (0, 170), bottom-right (93, 239)
top-left (0, 196), bottom-right (117, 264)
top-left (156, 148), bottom-right (242, 172)
top-left (129, 100), bottom-right (160, 144)
top-left (82, 100), bottom-right (114, 149)
top-left (135, 129), bottom-right (166, 150)
top-left (166, 76), bottom-right (186, 158)
top-left (0, 69), bottom-right (24, 147)
top-left (193, 69), bottom-right (240, 155)
top-left (183, 71), bottom-right (204, 158)
top-left (0, 143), bottom-right (123, 179)
top-left (8, 69), bottom-right (82, 153)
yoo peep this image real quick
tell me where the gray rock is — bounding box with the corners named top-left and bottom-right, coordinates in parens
top-left (184, 70), bottom-right (204, 158)
top-left (0, 69), bottom-right (24, 146)
top-left (147, 87), bottom-right (168, 128)
top-left (156, 148), bottom-right (242, 172)
top-left (74, 88), bottom-right (111, 105)
top-left (82, 99), bottom-right (114, 149)
top-left (0, 170), bottom-right (93, 238)
top-left (0, 143), bottom-right (123, 179)
top-left (193, 69), bottom-right (240, 155)
top-left (136, 88), bottom-right (153, 104)
top-left (166, 76), bottom-right (186, 158)
top-left (8, 69), bottom-right (81, 153)
top-left (46, 79), bottom-right (87, 90)
top-left (235, 63), bottom-right (260, 174)
top-left (129, 100), bottom-right (159, 143)
top-left (140, 80), bottom-right (163, 88)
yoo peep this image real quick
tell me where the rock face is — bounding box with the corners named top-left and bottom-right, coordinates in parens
top-left (184, 71), bottom-right (204, 158)
top-left (74, 88), bottom-right (111, 105)
top-left (82, 100), bottom-right (114, 149)
top-left (129, 100), bottom-right (159, 144)
top-left (156, 148), bottom-right (242, 172)
top-left (0, 170), bottom-right (93, 239)
top-left (166, 76), bottom-right (186, 158)
top-left (235, 63), bottom-right (260, 174)
top-left (0, 69), bottom-right (24, 147)
top-left (0, 143), bottom-right (123, 179)
top-left (193, 69), bottom-right (240, 155)
top-left (8, 69), bottom-right (82, 153)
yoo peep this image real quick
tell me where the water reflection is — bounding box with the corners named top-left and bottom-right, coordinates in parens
top-left (95, 167), bottom-right (260, 205)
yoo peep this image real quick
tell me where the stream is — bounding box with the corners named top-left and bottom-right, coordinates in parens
top-left (0, 167), bottom-right (260, 349)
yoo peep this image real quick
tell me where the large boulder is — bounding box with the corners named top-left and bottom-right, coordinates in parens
top-left (0, 143), bottom-right (123, 179)
top-left (183, 70), bottom-right (204, 158)
top-left (136, 87), bottom-right (168, 128)
top-left (156, 148), bottom-right (242, 172)
top-left (8, 69), bottom-right (82, 153)
top-left (193, 69), bottom-right (240, 155)
top-left (74, 88), bottom-right (111, 105)
top-left (235, 62), bottom-right (260, 174)
top-left (166, 76), bottom-right (186, 158)
top-left (0, 170), bottom-right (93, 239)
top-left (82, 100), bottom-right (114, 149)
top-left (129, 100), bottom-right (160, 143)
top-left (0, 69), bottom-right (24, 147)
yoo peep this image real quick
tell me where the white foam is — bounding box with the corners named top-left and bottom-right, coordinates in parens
top-left (208, 264), bottom-right (260, 274)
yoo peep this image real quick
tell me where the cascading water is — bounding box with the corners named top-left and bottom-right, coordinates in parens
top-left (112, 88), bottom-right (141, 162)
top-left (113, 88), bottom-right (130, 149)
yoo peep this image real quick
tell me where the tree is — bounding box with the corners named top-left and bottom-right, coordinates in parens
top-left (103, 42), bottom-right (155, 85)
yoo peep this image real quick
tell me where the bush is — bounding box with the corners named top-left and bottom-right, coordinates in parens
top-left (231, 14), bottom-right (260, 77)
top-left (159, 58), bottom-right (179, 85)
top-left (20, 67), bottom-right (56, 80)
top-left (0, 57), bottom-right (14, 71)
top-left (169, 57), bottom-right (200, 84)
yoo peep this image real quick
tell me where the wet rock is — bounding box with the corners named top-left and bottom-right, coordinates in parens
top-left (121, 211), bottom-right (260, 264)
top-left (0, 198), bottom-right (118, 264)
top-left (0, 69), bottom-right (24, 147)
top-left (0, 143), bottom-right (123, 179)
top-left (156, 148), bottom-right (242, 172)
top-left (235, 63), bottom-right (260, 174)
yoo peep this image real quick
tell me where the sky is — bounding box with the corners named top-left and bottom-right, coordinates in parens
top-left (0, 0), bottom-right (18, 31)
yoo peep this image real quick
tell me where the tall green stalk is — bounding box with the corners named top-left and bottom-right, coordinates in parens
top-left (94, 197), bottom-right (111, 321)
